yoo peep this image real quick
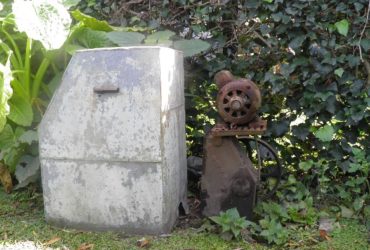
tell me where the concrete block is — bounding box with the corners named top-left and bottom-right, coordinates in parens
top-left (39, 47), bottom-right (187, 234)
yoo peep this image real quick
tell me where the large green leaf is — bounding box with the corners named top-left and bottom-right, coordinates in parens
top-left (7, 94), bottom-right (33, 126)
top-left (14, 155), bottom-right (40, 189)
top-left (107, 31), bottom-right (145, 46)
top-left (144, 30), bottom-right (175, 45)
top-left (76, 28), bottom-right (111, 48)
top-left (0, 53), bottom-right (13, 132)
top-left (64, 44), bottom-right (85, 55)
top-left (173, 39), bottom-right (210, 57)
top-left (62, 0), bottom-right (81, 8)
top-left (12, 0), bottom-right (72, 50)
top-left (18, 130), bottom-right (38, 145)
top-left (0, 125), bottom-right (15, 150)
top-left (334, 19), bottom-right (349, 36)
top-left (314, 124), bottom-right (334, 142)
top-left (71, 9), bottom-right (113, 32)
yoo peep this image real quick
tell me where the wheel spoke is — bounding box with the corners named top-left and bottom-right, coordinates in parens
top-left (241, 106), bottom-right (248, 113)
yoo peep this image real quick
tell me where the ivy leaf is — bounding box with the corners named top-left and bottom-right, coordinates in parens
top-left (340, 205), bottom-right (354, 218)
top-left (263, 0), bottom-right (274, 3)
top-left (71, 9), bottom-right (113, 31)
top-left (360, 39), bottom-right (370, 52)
top-left (144, 30), bottom-right (175, 45)
top-left (269, 120), bottom-right (289, 137)
top-left (314, 125), bottom-right (334, 142)
top-left (334, 19), bottom-right (349, 36)
top-left (334, 68), bottom-right (344, 77)
top-left (245, 0), bottom-right (261, 8)
top-left (7, 94), bottom-right (33, 127)
top-left (299, 161), bottom-right (313, 171)
top-left (107, 31), bottom-right (145, 46)
top-left (0, 53), bottom-right (13, 132)
top-left (173, 39), bottom-right (210, 57)
top-left (288, 35), bottom-right (306, 50)
top-left (353, 197), bottom-right (365, 212)
top-left (12, 0), bottom-right (72, 50)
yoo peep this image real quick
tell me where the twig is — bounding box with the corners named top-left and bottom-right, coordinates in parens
top-left (118, 0), bottom-right (145, 19)
top-left (364, 59), bottom-right (370, 88)
top-left (253, 31), bottom-right (272, 49)
top-left (121, 0), bottom-right (145, 5)
top-left (356, 0), bottom-right (370, 88)
top-left (358, 0), bottom-right (370, 62)
top-left (170, 1), bottom-right (211, 21)
top-left (121, 8), bottom-right (143, 18)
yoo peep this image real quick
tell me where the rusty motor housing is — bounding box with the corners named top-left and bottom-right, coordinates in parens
top-left (215, 70), bottom-right (261, 125)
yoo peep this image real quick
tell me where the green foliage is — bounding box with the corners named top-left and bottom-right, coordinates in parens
top-left (71, 9), bottom-right (112, 32)
top-left (314, 124), bottom-right (335, 142)
top-left (0, 1), bottom-right (71, 174)
top-left (144, 30), bottom-right (175, 45)
top-left (0, 52), bottom-right (12, 131)
top-left (0, 0), bottom-right (210, 177)
top-left (0, 0), bottom-right (369, 245)
top-left (209, 208), bottom-right (249, 239)
top-left (7, 94), bottom-right (33, 126)
top-left (185, 81), bottom-right (217, 154)
top-left (259, 218), bottom-right (288, 245)
top-left (0, 125), bottom-right (36, 172)
top-left (75, 27), bottom-right (111, 48)
top-left (12, 0), bottom-right (72, 50)
top-left (88, 0), bottom-right (368, 180)
top-left (67, 12), bottom-right (210, 56)
top-left (253, 199), bottom-right (317, 245)
top-left (72, 3), bottom-right (370, 243)
top-left (174, 40), bottom-right (211, 57)
top-left (107, 31), bottom-right (145, 46)
top-left (334, 19), bottom-right (349, 36)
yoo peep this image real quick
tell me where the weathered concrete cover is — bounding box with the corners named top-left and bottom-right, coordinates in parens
top-left (39, 47), bottom-right (187, 234)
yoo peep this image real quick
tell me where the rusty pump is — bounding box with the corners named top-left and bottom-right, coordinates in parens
top-left (201, 70), bottom-right (282, 219)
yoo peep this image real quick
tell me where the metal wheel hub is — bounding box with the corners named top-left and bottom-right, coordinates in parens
top-left (216, 79), bottom-right (261, 125)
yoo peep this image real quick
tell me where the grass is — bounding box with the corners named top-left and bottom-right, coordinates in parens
top-left (0, 189), bottom-right (369, 250)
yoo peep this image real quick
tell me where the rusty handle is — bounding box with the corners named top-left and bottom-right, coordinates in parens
top-left (93, 85), bottom-right (119, 94)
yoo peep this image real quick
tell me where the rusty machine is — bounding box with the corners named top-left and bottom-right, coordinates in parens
top-left (201, 70), bottom-right (282, 219)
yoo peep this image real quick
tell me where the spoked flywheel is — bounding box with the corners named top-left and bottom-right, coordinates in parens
top-left (238, 136), bottom-right (282, 200)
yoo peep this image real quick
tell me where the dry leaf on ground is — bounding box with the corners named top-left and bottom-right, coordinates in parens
top-left (0, 164), bottom-right (13, 193)
top-left (77, 243), bottom-right (94, 250)
top-left (43, 236), bottom-right (61, 246)
top-left (136, 237), bottom-right (150, 248)
top-left (319, 229), bottom-right (331, 241)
